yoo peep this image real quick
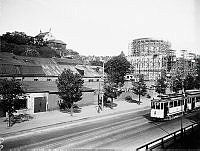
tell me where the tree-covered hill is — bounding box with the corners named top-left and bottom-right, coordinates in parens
top-left (0, 31), bottom-right (79, 58)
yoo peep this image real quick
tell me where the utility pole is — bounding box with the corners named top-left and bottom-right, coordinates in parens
top-left (181, 50), bottom-right (186, 139)
top-left (139, 61), bottom-right (141, 104)
top-left (101, 61), bottom-right (104, 110)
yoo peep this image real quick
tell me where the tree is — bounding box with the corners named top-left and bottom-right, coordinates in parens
top-left (132, 74), bottom-right (147, 96)
top-left (195, 57), bottom-right (200, 89)
top-left (90, 60), bottom-right (103, 67)
top-left (0, 79), bottom-right (25, 127)
top-left (171, 76), bottom-right (182, 93)
top-left (103, 81), bottom-right (122, 108)
top-left (56, 69), bottom-right (84, 116)
top-left (104, 55), bottom-right (131, 86)
top-left (184, 75), bottom-right (195, 90)
top-left (1, 31), bottom-right (32, 45)
top-left (155, 77), bottom-right (167, 94)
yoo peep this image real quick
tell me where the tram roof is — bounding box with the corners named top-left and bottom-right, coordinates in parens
top-left (151, 95), bottom-right (183, 103)
top-left (185, 89), bottom-right (200, 95)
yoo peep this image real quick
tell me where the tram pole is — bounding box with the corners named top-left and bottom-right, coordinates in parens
top-left (101, 61), bottom-right (104, 110)
top-left (181, 50), bottom-right (186, 140)
top-left (139, 61), bottom-right (141, 104)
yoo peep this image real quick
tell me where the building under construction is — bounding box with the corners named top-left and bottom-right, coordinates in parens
top-left (127, 38), bottom-right (175, 81)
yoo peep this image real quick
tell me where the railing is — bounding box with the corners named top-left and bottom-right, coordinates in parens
top-left (136, 123), bottom-right (199, 151)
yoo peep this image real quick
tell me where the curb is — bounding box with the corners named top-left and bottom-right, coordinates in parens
top-left (1, 106), bottom-right (150, 138)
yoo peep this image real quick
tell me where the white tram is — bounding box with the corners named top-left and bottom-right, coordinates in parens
top-left (150, 89), bottom-right (200, 120)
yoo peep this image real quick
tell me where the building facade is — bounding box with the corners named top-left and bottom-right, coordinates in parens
top-left (127, 38), bottom-right (173, 81)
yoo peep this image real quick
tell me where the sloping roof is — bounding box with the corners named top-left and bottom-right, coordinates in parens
top-left (0, 64), bottom-right (21, 76)
top-left (35, 32), bottom-right (50, 38)
top-left (48, 39), bottom-right (66, 45)
top-left (53, 58), bottom-right (82, 65)
top-left (19, 65), bottom-right (46, 76)
top-left (21, 81), bottom-right (94, 93)
top-left (0, 64), bottom-right (46, 76)
top-left (0, 52), bottom-right (98, 78)
top-left (75, 65), bottom-right (102, 77)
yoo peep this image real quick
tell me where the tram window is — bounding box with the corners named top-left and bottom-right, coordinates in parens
top-left (161, 103), bottom-right (163, 109)
top-left (178, 100), bottom-right (181, 106)
top-left (174, 101), bottom-right (177, 107)
top-left (156, 103), bottom-right (160, 109)
top-left (192, 98), bottom-right (195, 102)
top-left (170, 101), bottom-right (173, 108)
top-left (151, 102), bottom-right (155, 109)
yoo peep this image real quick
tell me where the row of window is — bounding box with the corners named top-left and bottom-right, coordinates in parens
top-left (151, 97), bottom-right (200, 109)
top-left (88, 79), bottom-right (100, 82)
top-left (15, 78), bottom-right (100, 82)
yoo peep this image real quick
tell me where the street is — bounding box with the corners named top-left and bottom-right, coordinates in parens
top-left (3, 109), bottom-right (197, 150)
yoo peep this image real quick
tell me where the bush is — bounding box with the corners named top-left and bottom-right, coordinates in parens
top-left (146, 94), bottom-right (151, 98)
top-left (125, 96), bottom-right (132, 101)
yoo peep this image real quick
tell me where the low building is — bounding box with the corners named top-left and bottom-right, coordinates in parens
top-left (20, 81), bottom-right (96, 114)
top-left (0, 52), bottom-right (103, 116)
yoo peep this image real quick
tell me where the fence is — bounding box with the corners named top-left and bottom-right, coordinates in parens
top-left (136, 123), bottom-right (199, 151)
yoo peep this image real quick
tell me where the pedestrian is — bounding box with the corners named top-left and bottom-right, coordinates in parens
top-left (0, 137), bottom-right (4, 151)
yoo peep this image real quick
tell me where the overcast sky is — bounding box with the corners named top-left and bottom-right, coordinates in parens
top-left (0, 0), bottom-right (199, 56)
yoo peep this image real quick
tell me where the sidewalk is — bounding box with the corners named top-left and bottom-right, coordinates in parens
top-left (0, 97), bottom-right (151, 138)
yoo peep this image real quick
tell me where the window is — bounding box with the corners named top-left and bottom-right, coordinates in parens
top-left (96, 79), bottom-right (99, 82)
top-left (161, 103), bottom-right (163, 109)
top-left (127, 76), bottom-right (129, 79)
top-left (174, 101), bottom-right (177, 107)
top-left (34, 79), bottom-right (38, 81)
top-left (178, 100), bottom-right (181, 106)
top-left (196, 97), bottom-right (200, 102)
top-left (151, 102), bottom-right (155, 109)
top-left (170, 101), bottom-right (173, 108)
top-left (192, 98), bottom-right (195, 102)
top-left (88, 79), bottom-right (93, 82)
top-left (156, 103), bottom-right (160, 109)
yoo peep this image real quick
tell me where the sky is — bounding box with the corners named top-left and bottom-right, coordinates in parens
top-left (0, 0), bottom-right (199, 56)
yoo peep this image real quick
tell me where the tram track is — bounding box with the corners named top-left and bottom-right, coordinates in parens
top-left (21, 116), bottom-right (149, 150)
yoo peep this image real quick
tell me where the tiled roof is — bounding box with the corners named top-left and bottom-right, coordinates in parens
top-left (19, 65), bottom-right (46, 76)
top-left (0, 52), bottom-right (101, 78)
top-left (21, 81), bottom-right (94, 93)
top-left (0, 64), bottom-right (20, 76)
top-left (0, 64), bottom-right (46, 76)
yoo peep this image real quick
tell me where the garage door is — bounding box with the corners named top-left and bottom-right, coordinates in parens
top-left (34, 97), bottom-right (47, 113)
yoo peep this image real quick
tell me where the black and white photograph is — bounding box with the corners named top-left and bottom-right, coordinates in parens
top-left (0, 0), bottom-right (200, 150)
